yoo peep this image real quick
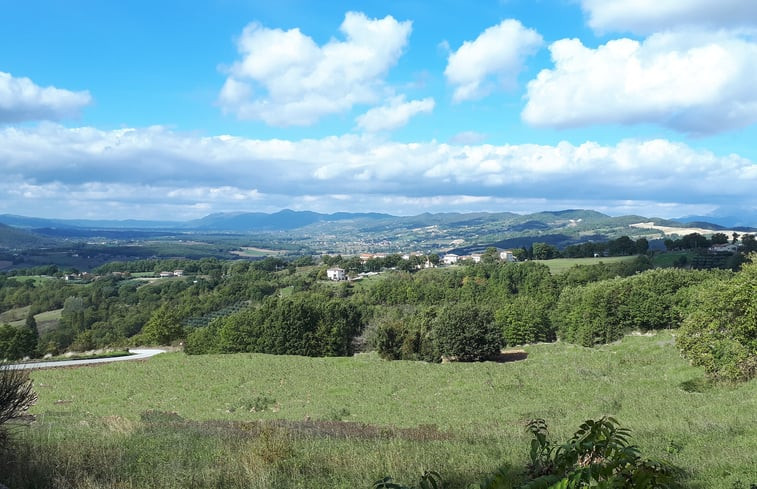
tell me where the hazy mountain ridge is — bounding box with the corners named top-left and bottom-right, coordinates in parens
top-left (1, 210), bottom-right (754, 254)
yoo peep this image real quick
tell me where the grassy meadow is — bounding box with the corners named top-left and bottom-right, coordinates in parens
top-left (533, 256), bottom-right (638, 273)
top-left (2, 331), bottom-right (756, 488)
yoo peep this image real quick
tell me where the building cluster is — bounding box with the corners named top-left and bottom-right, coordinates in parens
top-left (326, 249), bottom-right (518, 280)
top-left (441, 249), bottom-right (516, 265)
top-left (158, 269), bottom-right (184, 278)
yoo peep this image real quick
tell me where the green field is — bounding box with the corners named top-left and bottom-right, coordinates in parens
top-left (534, 255), bottom-right (637, 273)
top-left (9, 308), bottom-right (63, 334)
top-left (0, 305), bottom-right (31, 324)
top-left (3, 331), bottom-right (755, 489)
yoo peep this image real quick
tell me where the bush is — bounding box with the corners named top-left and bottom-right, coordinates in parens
top-left (432, 303), bottom-right (502, 362)
top-left (0, 363), bottom-right (37, 448)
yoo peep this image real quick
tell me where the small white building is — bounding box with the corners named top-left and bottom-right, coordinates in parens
top-left (470, 253), bottom-right (482, 263)
top-left (499, 250), bottom-right (516, 262)
top-left (327, 267), bottom-right (346, 281)
top-left (442, 253), bottom-right (459, 265)
top-left (173, 269), bottom-right (184, 277)
top-left (159, 271), bottom-right (173, 278)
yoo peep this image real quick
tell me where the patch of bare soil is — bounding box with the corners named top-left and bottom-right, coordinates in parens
top-left (492, 349), bottom-right (528, 362)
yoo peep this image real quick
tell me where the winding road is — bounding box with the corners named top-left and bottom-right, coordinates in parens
top-left (4, 348), bottom-right (166, 370)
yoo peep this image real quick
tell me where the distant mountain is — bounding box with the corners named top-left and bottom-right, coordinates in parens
top-left (674, 214), bottom-right (757, 231)
top-left (0, 214), bottom-right (183, 230)
top-left (187, 209), bottom-right (394, 231)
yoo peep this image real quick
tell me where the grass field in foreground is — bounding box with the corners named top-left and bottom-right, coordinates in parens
top-left (2, 331), bottom-right (756, 489)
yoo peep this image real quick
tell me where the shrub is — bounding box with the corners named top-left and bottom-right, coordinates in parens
top-left (432, 303), bottom-right (502, 362)
top-left (520, 417), bottom-right (684, 488)
top-left (0, 363), bottom-right (37, 448)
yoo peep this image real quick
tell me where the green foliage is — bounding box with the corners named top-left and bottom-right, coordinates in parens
top-left (521, 417), bottom-right (684, 488)
top-left (0, 323), bottom-right (38, 360)
top-left (495, 295), bottom-right (555, 346)
top-left (187, 293), bottom-right (365, 357)
top-left (140, 305), bottom-right (185, 345)
top-left (432, 303), bottom-right (502, 361)
top-left (554, 269), bottom-right (718, 346)
top-left (677, 257), bottom-right (757, 382)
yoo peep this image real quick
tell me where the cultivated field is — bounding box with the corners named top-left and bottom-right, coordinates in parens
top-left (3, 331), bottom-right (755, 488)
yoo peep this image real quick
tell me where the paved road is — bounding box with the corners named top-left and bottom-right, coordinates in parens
top-left (4, 349), bottom-right (166, 370)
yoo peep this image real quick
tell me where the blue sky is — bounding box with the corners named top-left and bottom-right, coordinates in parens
top-left (1, 0), bottom-right (757, 221)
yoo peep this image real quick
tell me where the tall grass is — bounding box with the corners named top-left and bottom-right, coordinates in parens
top-left (2, 331), bottom-right (755, 488)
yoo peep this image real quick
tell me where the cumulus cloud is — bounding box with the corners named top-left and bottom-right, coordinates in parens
top-left (218, 12), bottom-right (412, 126)
top-left (0, 71), bottom-right (92, 123)
top-left (522, 32), bottom-right (757, 134)
top-left (1, 124), bottom-right (755, 219)
top-left (444, 19), bottom-right (543, 102)
top-left (355, 95), bottom-right (434, 132)
top-left (581, 0), bottom-right (757, 35)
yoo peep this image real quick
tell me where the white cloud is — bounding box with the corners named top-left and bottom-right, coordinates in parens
top-left (218, 12), bottom-right (412, 126)
top-left (581, 0), bottom-right (757, 35)
top-left (522, 32), bottom-right (757, 134)
top-left (444, 19), bottom-right (543, 102)
top-left (1, 124), bottom-right (755, 219)
top-left (0, 71), bottom-right (92, 123)
top-left (355, 95), bottom-right (434, 132)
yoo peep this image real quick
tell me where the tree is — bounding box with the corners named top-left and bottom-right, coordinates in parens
top-left (496, 295), bottom-right (555, 346)
top-left (141, 305), bottom-right (184, 345)
top-left (432, 303), bottom-right (502, 361)
top-left (532, 242), bottom-right (559, 260)
top-left (710, 233), bottom-right (728, 245)
top-left (635, 237), bottom-right (649, 254)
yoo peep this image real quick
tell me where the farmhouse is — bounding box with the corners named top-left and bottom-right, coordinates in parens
top-left (470, 253), bottom-right (482, 263)
top-left (442, 253), bottom-right (459, 265)
top-left (173, 269), bottom-right (184, 277)
top-left (327, 267), bottom-right (346, 281)
top-left (159, 271), bottom-right (173, 278)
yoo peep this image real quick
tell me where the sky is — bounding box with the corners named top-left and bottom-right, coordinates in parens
top-left (1, 0), bottom-right (757, 221)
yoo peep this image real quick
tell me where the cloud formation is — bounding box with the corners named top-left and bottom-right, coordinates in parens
top-left (0, 71), bottom-right (92, 123)
top-left (1, 124), bottom-right (754, 219)
top-left (444, 19), bottom-right (543, 102)
top-left (581, 0), bottom-right (757, 34)
top-left (522, 32), bottom-right (757, 134)
top-left (218, 12), bottom-right (412, 126)
top-left (355, 95), bottom-right (434, 132)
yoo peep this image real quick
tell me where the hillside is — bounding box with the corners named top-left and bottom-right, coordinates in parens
top-left (0, 223), bottom-right (51, 249)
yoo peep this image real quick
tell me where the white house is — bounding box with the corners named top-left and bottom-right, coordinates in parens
top-left (470, 253), bottom-right (482, 263)
top-left (326, 267), bottom-right (346, 281)
top-left (173, 269), bottom-right (184, 277)
top-left (442, 253), bottom-right (459, 265)
top-left (159, 271), bottom-right (173, 278)
top-left (499, 250), bottom-right (516, 262)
